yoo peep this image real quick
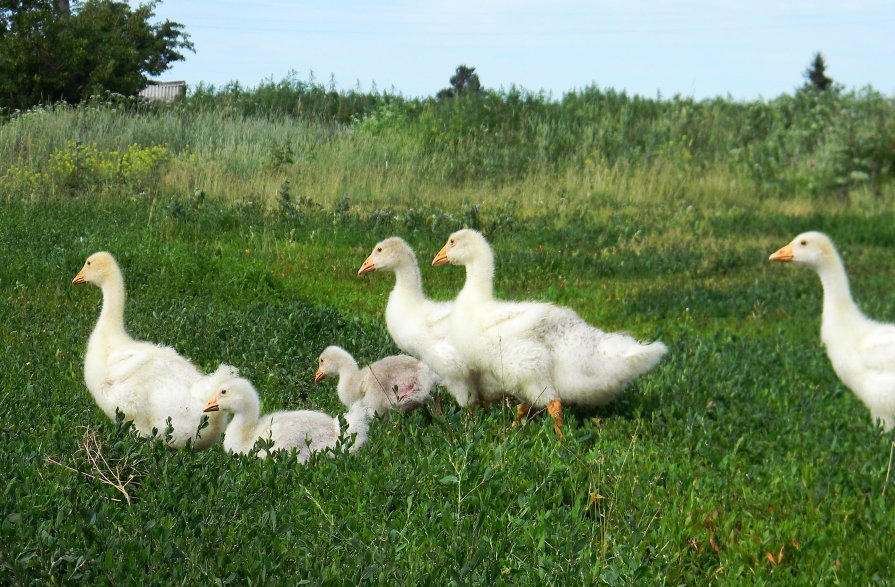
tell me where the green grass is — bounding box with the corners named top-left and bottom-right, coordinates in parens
top-left (4, 85), bottom-right (895, 212)
top-left (1, 195), bottom-right (894, 584)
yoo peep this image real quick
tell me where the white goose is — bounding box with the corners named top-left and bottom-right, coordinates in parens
top-left (358, 237), bottom-right (484, 407)
top-left (770, 231), bottom-right (895, 430)
top-left (314, 345), bottom-right (438, 416)
top-left (432, 229), bottom-right (667, 436)
top-left (72, 252), bottom-right (229, 449)
top-left (203, 376), bottom-right (374, 459)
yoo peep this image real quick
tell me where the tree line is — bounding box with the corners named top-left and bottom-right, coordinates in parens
top-left (2, 0), bottom-right (841, 113)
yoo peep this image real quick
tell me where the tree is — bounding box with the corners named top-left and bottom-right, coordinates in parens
top-left (803, 52), bottom-right (833, 92)
top-left (0, 0), bottom-right (193, 110)
top-left (437, 64), bottom-right (482, 100)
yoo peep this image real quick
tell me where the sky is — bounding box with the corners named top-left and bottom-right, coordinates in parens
top-left (146, 0), bottom-right (895, 100)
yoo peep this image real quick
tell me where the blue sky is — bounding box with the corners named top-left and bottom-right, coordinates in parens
top-left (147, 0), bottom-right (894, 100)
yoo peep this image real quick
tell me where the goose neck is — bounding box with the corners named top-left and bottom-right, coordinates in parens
top-left (816, 255), bottom-right (862, 324)
top-left (461, 254), bottom-right (494, 300)
top-left (337, 369), bottom-right (363, 407)
top-left (392, 263), bottom-right (425, 301)
top-left (230, 410), bottom-right (259, 432)
top-left (97, 271), bottom-right (128, 341)
top-left (227, 405), bottom-right (261, 445)
top-left (336, 352), bottom-right (360, 377)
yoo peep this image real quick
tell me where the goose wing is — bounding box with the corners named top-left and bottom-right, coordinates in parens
top-left (480, 301), bottom-right (553, 335)
top-left (106, 343), bottom-right (202, 408)
top-left (424, 301), bottom-right (453, 334)
top-left (859, 323), bottom-right (895, 372)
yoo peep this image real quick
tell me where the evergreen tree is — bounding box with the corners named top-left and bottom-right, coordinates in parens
top-left (804, 52), bottom-right (833, 92)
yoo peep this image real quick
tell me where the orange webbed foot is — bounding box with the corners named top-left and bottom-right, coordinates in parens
top-left (547, 399), bottom-right (564, 440)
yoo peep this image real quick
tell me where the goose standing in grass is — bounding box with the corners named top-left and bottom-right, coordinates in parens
top-left (432, 229), bottom-right (667, 437)
top-left (203, 377), bottom-right (374, 459)
top-left (770, 231), bottom-right (895, 431)
top-left (315, 345), bottom-right (439, 416)
top-left (357, 236), bottom-right (484, 407)
top-left (72, 251), bottom-right (229, 449)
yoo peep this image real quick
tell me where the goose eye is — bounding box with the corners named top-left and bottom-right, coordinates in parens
top-left (449, 239), bottom-right (455, 246)
top-left (376, 247), bottom-right (383, 253)
top-left (86, 261), bottom-right (92, 266)
top-left (800, 240), bottom-right (807, 246)
top-left (220, 389), bottom-right (227, 395)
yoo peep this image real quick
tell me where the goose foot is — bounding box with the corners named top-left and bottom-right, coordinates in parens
top-left (547, 399), bottom-right (564, 440)
top-left (512, 403), bottom-right (532, 427)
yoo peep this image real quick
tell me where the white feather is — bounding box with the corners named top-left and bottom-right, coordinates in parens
top-left (772, 231), bottom-right (895, 430)
top-left (438, 229), bottom-right (667, 409)
top-left (74, 252), bottom-right (229, 449)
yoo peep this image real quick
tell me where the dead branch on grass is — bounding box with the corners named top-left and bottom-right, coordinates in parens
top-left (46, 427), bottom-right (144, 506)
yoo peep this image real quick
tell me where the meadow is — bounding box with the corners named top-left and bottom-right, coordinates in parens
top-left (1, 87), bottom-right (895, 583)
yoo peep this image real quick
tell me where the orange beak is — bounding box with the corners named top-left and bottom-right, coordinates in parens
top-left (769, 243), bottom-right (794, 262)
top-left (203, 396), bottom-right (220, 413)
top-left (314, 369), bottom-right (326, 383)
top-left (432, 244), bottom-right (450, 267)
top-left (72, 269), bottom-right (87, 285)
top-left (357, 255), bottom-right (376, 276)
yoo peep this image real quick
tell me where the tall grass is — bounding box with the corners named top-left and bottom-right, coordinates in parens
top-left (2, 82), bottom-right (894, 211)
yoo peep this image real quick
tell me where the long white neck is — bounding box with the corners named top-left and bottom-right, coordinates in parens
top-left (391, 260), bottom-right (425, 302)
top-left (459, 246), bottom-right (495, 302)
top-left (335, 350), bottom-right (360, 377)
top-left (96, 267), bottom-right (130, 344)
top-left (332, 351), bottom-right (362, 407)
top-left (223, 400), bottom-right (261, 453)
top-left (816, 252), bottom-right (864, 332)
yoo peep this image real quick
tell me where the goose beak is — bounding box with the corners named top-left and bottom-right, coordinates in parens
top-left (203, 396), bottom-right (220, 413)
top-left (432, 244), bottom-right (450, 267)
top-left (357, 255), bottom-right (376, 276)
top-left (72, 269), bottom-right (87, 285)
top-left (769, 243), bottom-right (794, 262)
top-left (314, 369), bottom-right (326, 383)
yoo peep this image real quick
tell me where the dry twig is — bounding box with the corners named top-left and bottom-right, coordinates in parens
top-left (46, 427), bottom-right (144, 506)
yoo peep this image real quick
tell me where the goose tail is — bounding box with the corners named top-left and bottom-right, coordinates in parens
top-left (624, 340), bottom-right (668, 376)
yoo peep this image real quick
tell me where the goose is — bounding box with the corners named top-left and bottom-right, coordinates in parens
top-left (432, 229), bottom-right (667, 437)
top-left (770, 231), bottom-right (895, 431)
top-left (357, 236), bottom-right (486, 407)
top-left (72, 251), bottom-right (229, 449)
top-left (203, 376), bottom-right (374, 459)
top-left (314, 345), bottom-right (439, 416)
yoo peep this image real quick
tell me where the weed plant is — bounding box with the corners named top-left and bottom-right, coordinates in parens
top-left (2, 83), bottom-right (894, 212)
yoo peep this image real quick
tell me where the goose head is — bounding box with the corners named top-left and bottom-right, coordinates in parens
top-left (358, 237), bottom-right (415, 276)
top-left (316, 346), bottom-right (364, 406)
top-left (72, 252), bottom-right (118, 286)
top-left (315, 345), bottom-right (350, 383)
top-left (432, 229), bottom-right (489, 267)
top-left (203, 377), bottom-right (259, 415)
top-left (769, 231), bottom-right (837, 270)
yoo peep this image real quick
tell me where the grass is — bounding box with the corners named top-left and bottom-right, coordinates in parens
top-left (3, 84), bottom-right (895, 211)
top-left (1, 192), bottom-right (894, 584)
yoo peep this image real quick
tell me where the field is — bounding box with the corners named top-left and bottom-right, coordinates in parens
top-left (2, 91), bottom-right (895, 583)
